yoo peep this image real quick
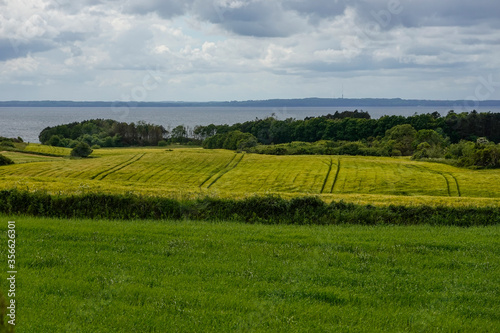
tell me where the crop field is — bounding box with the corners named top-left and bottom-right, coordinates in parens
top-left (1, 215), bottom-right (498, 332)
top-left (1, 145), bottom-right (500, 207)
top-left (22, 143), bottom-right (72, 156)
top-left (1, 146), bottom-right (499, 331)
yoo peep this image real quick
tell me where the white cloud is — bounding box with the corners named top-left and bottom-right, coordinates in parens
top-left (0, 0), bottom-right (499, 101)
top-left (0, 55), bottom-right (39, 75)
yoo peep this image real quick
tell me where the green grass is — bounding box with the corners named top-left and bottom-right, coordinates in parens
top-left (1, 215), bottom-right (498, 332)
top-left (0, 151), bottom-right (63, 164)
top-left (0, 146), bottom-right (499, 207)
top-left (22, 143), bottom-right (71, 156)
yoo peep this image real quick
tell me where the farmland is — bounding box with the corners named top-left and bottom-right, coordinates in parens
top-left (1, 144), bottom-right (499, 207)
top-left (1, 145), bottom-right (500, 331)
top-left (1, 215), bottom-right (499, 332)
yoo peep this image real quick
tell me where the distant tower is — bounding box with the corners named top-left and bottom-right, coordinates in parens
top-left (341, 85), bottom-right (344, 99)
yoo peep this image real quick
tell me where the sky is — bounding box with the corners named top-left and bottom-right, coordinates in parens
top-left (1, 0), bottom-right (500, 102)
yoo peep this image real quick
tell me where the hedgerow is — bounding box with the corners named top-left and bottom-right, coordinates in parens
top-left (0, 189), bottom-right (498, 226)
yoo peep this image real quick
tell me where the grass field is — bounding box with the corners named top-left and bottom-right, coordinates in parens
top-left (1, 145), bottom-right (499, 207)
top-left (1, 146), bottom-right (499, 331)
top-left (1, 215), bottom-right (498, 332)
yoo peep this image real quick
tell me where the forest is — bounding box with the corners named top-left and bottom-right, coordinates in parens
top-left (200, 110), bottom-right (500, 168)
top-left (196, 110), bottom-right (500, 144)
top-left (38, 119), bottom-right (192, 148)
top-left (36, 110), bottom-right (500, 168)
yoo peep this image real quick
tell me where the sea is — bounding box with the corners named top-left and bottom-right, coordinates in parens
top-left (1, 106), bottom-right (500, 143)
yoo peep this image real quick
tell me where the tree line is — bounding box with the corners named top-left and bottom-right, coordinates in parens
top-left (36, 111), bottom-right (500, 167)
top-left (39, 119), bottom-right (200, 148)
top-left (195, 110), bottom-right (500, 145)
top-left (199, 110), bottom-right (500, 168)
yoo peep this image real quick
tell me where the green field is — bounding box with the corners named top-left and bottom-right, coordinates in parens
top-left (1, 146), bottom-right (499, 331)
top-left (1, 145), bottom-right (500, 207)
top-left (1, 215), bottom-right (498, 332)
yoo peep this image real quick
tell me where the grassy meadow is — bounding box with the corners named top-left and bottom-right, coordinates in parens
top-left (1, 215), bottom-right (499, 332)
top-left (1, 144), bottom-right (500, 207)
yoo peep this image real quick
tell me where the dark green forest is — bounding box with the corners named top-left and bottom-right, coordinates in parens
top-left (199, 110), bottom-right (500, 168)
top-left (196, 110), bottom-right (500, 144)
top-left (39, 119), bottom-right (170, 148)
top-left (37, 110), bottom-right (500, 168)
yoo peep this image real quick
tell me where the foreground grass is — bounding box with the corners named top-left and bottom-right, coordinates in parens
top-left (1, 215), bottom-right (498, 332)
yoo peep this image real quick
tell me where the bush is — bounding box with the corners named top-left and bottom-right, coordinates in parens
top-left (447, 140), bottom-right (500, 168)
top-left (71, 142), bottom-right (93, 158)
top-left (158, 140), bottom-right (168, 147)
top-left (0, 140), bottom-right (14, 148)
top-left (472, 144), bottom-right (500, 168)
top-left (0, 154), bottom-right (14, 166)
top-left (334, 142), bottom-right (365, 155)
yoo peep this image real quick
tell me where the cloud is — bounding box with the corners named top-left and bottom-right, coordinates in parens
top-left (0, 38), bottom-right (55, 61)
top-left (196, 0), bottom-right (308, 37)
top-left (124, 0), bottom-right (195, 18)
top-left (1, 0), bottom-right (500, 101)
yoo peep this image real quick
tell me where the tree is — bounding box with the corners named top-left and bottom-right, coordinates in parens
top-left (171, 125), bottom-right (188, 143)
top-left (384, 124), bottom-right (417, 156)
top-left (203, 131), bottom-right (258, 151)
top-left (411, 129), bottom-right (447, 159)
top-left (71, 142), bottom-right (93, 158)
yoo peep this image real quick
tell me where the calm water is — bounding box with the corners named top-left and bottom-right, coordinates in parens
top-left (1, 106), bottom-right (500, 143)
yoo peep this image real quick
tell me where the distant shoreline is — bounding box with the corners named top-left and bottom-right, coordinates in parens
top-left (1, 98), bottom-right (500, 108)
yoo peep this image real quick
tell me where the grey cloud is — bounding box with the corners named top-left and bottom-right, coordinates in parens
top-left (124, 0), bottom-right (195, 18)
top-left (70, 45), bottom-right (83, 57)
top-left (352, 0), bottom-right (500, 29)
top-left (0, 39), bottom-right (55, 61)
top-left (119, 0), bottom-right (306, 37)
top-left (283, 0), bottom-right (348, 24)
top-left (43, 0), bottom-right (500, 38)
top-left (46, 0), bottom-right (102, 14)
top-left (53, 31), bottom-right (87, 44)
top-left (203, 2), bottom-right (302, 37)
top-left (461, 37), bottom-right (500, 46)
top-left (0, 32), bottom-right (87, 62)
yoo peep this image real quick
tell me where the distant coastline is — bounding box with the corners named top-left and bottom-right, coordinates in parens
top-left (1, 98), bottom-right (500, 108)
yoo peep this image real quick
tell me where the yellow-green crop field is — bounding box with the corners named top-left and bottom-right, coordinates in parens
top-left (1, 144), bottom-right (500, 207)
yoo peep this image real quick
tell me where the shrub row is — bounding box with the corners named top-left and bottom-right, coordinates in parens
top-left (0, 190), bottom-right (498, 226)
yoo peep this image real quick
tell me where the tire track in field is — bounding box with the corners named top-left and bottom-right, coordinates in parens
top-left (90, 154), bottom-right (145, 180)
top-left (320, 158), bottom-right (334, 193)
top-left (441, 172), bottom-right (452, 197)
top-left (32, 165), bottom-right (66, 178)
top-left (100, 153), bottom-right (145, 180)
top-left (330, 158), bottom-right (341, 193)
top-left (199, 154), bottom-right (238, 188)
top-left (143, 154), bottom-right (194, 184)
top-left (407, 164), bottom-right (460, 197)
top-left (89, 155), bottom-right (141, 180)
top-left (449, 174), bottom-right (462, 197)
top-left (137, 162), bottom-right (168, 183)
top-left (207, 153), bottom-right (245, 188)
top-left (128, 154), bottom-right (172, 182)
top-left (42, 166), bottom-right (71, 178)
